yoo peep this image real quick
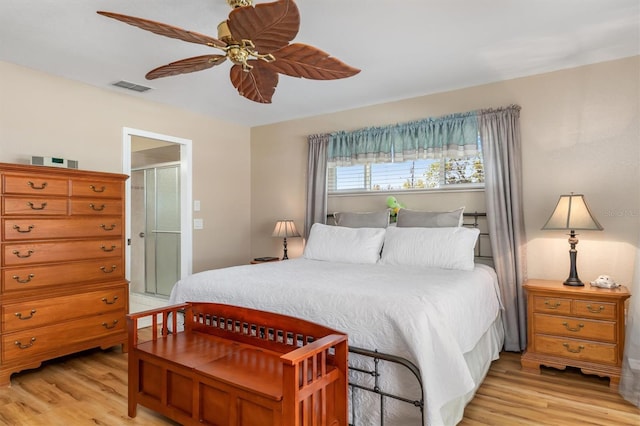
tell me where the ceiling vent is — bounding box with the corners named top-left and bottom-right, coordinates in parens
top-left (111, 80), bottom-right (152, 92)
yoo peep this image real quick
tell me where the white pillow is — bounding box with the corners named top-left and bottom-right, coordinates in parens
top-left (303, 223), bottom-right (386, 264)
top-left (380, 226), bottom-right (480, 271)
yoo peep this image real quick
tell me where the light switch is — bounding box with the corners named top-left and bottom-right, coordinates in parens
top-left (193, 218), bottom-right (204, 229)
top-left (194, 200), bottom-right (201, 211)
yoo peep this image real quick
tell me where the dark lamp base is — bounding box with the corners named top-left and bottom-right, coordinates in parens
top-left (563, 277), bottom-right (584, 286)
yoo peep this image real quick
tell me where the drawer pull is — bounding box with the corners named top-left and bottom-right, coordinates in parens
top-left (90, 203), bottom-right (106, 211)
top-left (100, 244), bottom-right (117, 252)
top-left (90, 185), bottom-right (106, 193)
top-left (101, 296), bottom-right (119, 305)
top-left (13, 224), bottom-right (34, 233)
top-left (27, 181), bottom-right (47, 190)
top-left (544, 300), bottom-right (561, 309)
top-left (100, 224), bottom-right (116, 231)
top-left (15, 310), bottom-right (37, 320)
top-left (12, 274), bottom-right (35, 284)
top-left (100, 265), bottom-right (117, 273)
top-left (562, 343), bottom-right (585, 353)
top-left (15, 337), bottom-right (36, 349)
top-left (562, 321), bottom-right (584, 332)
top-left (586, 304), bottom-right (605, 313)
top-left (27, 201), bottom-right (47, 210)
top-left (102, 320), bottom-right (119, 329)
top-left (12, 249), bottom-right (34, 258)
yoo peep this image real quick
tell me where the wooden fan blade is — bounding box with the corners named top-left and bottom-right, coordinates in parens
top-left (97, 11), bottom-right (226, 48)
top-left (145, 55), bottom-right (227, 80)
top-left (227, 0), bottom-right (299, 53)
top-left (266, 43), bottom-right (360, 80)
top-left (230, 61), bottom-right (279, 103)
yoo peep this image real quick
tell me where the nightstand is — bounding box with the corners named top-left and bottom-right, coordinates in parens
top-left (521, 279), bottom-right (631, 390)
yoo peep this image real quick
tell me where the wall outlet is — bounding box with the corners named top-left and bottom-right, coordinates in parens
top-left (193, 218), bottom-right (204, 230)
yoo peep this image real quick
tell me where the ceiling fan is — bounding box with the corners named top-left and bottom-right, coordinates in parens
top-left (98, 0), bottom-right (360, 103)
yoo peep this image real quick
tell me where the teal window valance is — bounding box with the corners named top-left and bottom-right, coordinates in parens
top-left (327, 111), bottom-right (479, 166)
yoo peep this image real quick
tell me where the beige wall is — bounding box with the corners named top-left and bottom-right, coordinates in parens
top-left (0, 61), bottom-right (252, 272)
top-left (251, 56), bottom-right (640, 285)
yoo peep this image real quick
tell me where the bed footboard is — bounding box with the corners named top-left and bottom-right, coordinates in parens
top-left (347, 346), bottom-right (424, 426)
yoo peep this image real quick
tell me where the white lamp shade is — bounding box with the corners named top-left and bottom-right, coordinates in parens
top-left (542, 194), bottom-right (603, 231)
top-left (272, 220), bottom-right (301, 238)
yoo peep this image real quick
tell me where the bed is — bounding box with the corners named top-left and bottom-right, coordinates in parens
top-left (168, 211), bottom-right (504, 426)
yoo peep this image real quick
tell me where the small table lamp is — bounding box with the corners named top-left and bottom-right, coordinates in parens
top-left (542, 193), bottom-right (603, 286)
top-left (272, 220), bottom-right (301, 260)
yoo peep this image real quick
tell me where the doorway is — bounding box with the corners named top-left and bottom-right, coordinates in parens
top-left (122, 128), bottom-right (192, 314)
top-left (131, 162), bottom-right (181, 297)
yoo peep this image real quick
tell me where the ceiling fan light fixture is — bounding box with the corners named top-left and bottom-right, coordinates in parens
top-left (98, 0), bottom-right (360, 103)
top-left (227, 0), bottom-right (253, 8)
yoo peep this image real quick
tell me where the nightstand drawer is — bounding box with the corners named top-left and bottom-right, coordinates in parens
top-left (534, 335), bottom-right (617, 365)
top-left (532, 295), bottom-right (572, 315)
top-left (574, 299), bottom-right (616, 320)
top-left (534, 313), bottom-right (616, 342)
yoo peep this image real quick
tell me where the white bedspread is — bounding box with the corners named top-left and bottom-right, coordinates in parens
top-left (169, 259), bottom-right (503, 426)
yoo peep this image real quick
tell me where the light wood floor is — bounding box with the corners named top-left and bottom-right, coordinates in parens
top-left (0, 347), bottom-right (637, 425)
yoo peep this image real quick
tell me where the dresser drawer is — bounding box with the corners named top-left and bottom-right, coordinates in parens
top-left (3, 238), bottom-right (122, 266)
top-left (2, 259), bottom-right (125, 293)
top-left (70, 199), bottom-right (123, 216)
top-left (2, 286), bottom-right (126, 332)
top-left (2, 197), bottom-right (68, 216)
top-left (533, 334), bottom-right (617, 365)
top-left (2, 174), bottom-right (68, 196)
top-left (71, 179), bottom-right (123, 199)
top-left (533, 313), bottom-right (616, 342)
top-left (573, 299), bottom-right (616, 320)
top-left (3, 217), bottom-right (122, 240)
top-left (1, 311), bottom-right (125, 363)
top-left (532, 295), bottom-right (572, 315)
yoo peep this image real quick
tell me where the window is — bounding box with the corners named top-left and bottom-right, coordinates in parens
top-left (328, 155), bottom-right (484, 193)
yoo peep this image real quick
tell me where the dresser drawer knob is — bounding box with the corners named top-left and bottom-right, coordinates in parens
top-left (15, 337), bottom-right (36, 349)
top-left (15, 310), bottom-right (37, 320)
top-left (562, 343), bottom-right (585, 353)
top-left (90, 203), bottom-right (106, 211)
top-left (90, 185), bottom-right (106, 193)
top-left (544, 300), bottom-right (561, 309)
top-left (100, 244), bottom-right (117, 252)
top-left (100, 224), bottom-right (116, 231)
top-left (12, 249), bottom-right (34, 258)
top-left (101, 296), bottom-right (119, 305)
top-left (12, 224), bottom-right (34, 233)
top-left (102, 320), bottom-right (119, 329)
top-left (27, 201), bottom-right (47, 210)
top-left (562, 321), bottom-right (584, 332)
top-left (100, 265), bottom-right (117, 273)
top-left (27, 181), bottom-right (47, 190)
top-left (586, 304), bottom-right (605, 313)
top-left (12, 274), bottom-right (35, 284)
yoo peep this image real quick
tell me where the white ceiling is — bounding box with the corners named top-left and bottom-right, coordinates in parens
top-left (1, 0), bottom-right (638, 127)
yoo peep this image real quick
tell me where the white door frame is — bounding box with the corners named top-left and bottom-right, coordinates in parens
top-left (122, 127), bottom-right (193, 285)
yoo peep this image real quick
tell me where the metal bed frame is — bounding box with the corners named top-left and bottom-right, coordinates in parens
top-left (327, 211), bottom-right (490, 425)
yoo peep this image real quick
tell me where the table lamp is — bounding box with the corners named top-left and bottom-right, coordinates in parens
top-left (272, 220), bottom-right (301, 260)
top-left (542, 193), bottom-right (603, 286)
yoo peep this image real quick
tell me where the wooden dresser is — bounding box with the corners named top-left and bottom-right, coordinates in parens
top-left (0, 162), bottom-right (128, 386)
top-left (521, 279), bottom-right (631, 389)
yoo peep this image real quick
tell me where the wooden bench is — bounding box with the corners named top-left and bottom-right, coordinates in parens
top-left (127, 302), bottom-right (348, 426)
